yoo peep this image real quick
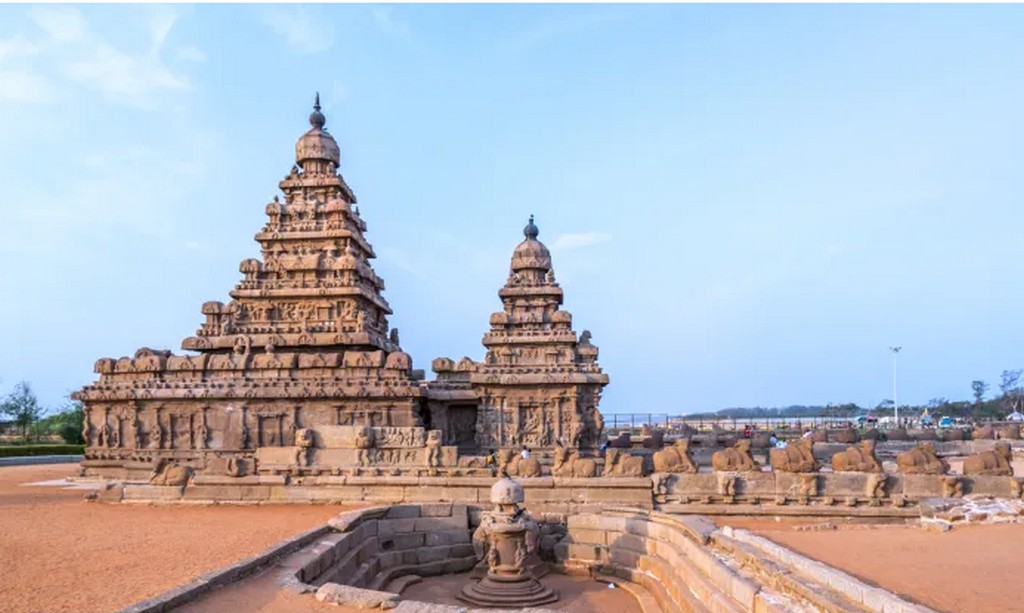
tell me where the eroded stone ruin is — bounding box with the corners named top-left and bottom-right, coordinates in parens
top-left (74, 95), bottom-right (608, 482)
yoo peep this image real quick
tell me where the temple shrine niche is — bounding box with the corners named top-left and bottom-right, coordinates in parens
top-left (74, 95), bottom-right (609, 480)
top-left (426, 216), bottom-right (609, 452)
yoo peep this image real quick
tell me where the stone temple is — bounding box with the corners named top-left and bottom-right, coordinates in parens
top-left (74, 95), bottom-right (608, 479)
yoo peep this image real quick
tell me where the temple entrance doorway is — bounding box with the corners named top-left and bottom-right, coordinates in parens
top-left (447, 405), bottom-right (478, 451)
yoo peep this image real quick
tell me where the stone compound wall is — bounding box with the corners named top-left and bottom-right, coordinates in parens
top-left (116, 475), bottom-right (654, 513)
top-left (287, 503), bottom-right (476, 592)
top-left (557, 507), bottom-right (934, 613)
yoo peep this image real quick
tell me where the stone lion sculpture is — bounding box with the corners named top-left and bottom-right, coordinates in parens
top-left (606, 432), bottom-right (631, 449)
top-left (551, 445), bottom-right (597, 478)
top-left (768, 438), bottom-right (819, 473)
top-left (896, 442), bottom-right (949, 475)
top-left (711, 439), bottom-right (759, 472)
top-left (150, 458), bottom-right (193, 486)
top-left (652, 439), bottom-right (698, 474)
top-left (963, 442), bottom-right (1014, 476)
top-left (603, 449), bottom-right (646, 477)
top-left (831, 440), bottom-right (882, 473)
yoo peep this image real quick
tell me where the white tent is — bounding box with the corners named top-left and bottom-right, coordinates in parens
top-left (1006, 411), bottom-right (1024, 422)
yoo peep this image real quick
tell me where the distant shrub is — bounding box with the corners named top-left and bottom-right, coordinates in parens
top-left (0, 445), bottom-right (85, 457)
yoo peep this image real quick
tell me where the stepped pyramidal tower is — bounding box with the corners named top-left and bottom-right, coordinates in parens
top-left (75, 95), bottom-right (608, 481)
top-left (75, 96), bottom-right (429, 478)
top-left (426, 216), bottom-right (608, 452)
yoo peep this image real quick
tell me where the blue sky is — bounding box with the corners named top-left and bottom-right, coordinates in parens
top-left (1, 4), bottom-right (1023, 414)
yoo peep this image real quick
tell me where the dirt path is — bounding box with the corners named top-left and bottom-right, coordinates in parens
top-left (0, 464), bottom-right (359, 613)
top-left (722, 517), bottom-right (1024, 613)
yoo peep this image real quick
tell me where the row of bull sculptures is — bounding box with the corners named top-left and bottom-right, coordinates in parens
top-left (709, 438), bottom-right (1015, 476)
top-left (501, 438), bottom-right (1016, 478)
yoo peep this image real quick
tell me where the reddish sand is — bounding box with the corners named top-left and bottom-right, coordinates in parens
top-left (0, 464), bottom-right (358, 613)
top-left (722, 517), bottom-right (1024, 613)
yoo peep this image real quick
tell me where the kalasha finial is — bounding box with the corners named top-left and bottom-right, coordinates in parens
top-left (309, 91), bottom-right (326, 129)
top-left (523, 214), bottom-right (539, 240)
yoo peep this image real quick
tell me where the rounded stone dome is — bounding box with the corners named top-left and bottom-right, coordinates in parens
top-left (490, 477), bottom-right (524, 505)
top-left (295, 93), bottom-right (340, 168)
top-left (510, 215), bottom-right (551, 272)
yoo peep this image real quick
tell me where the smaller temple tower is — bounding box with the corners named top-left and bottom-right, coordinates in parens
top-left (428, 217), bottom-right (609, 452)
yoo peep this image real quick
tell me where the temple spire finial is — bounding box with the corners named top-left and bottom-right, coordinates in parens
top-left (309, 91), bottom-right (326, 129)
top-left (523, 214), bottom-right (539, 240)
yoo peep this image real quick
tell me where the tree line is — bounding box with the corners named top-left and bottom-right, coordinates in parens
top-left (687, 369), bottom-right (1024, 421)
top-left (0, 381), bottom-right (84, 445)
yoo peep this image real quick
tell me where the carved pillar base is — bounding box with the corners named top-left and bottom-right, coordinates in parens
top-left (458, 572), bottom-right (558, 608)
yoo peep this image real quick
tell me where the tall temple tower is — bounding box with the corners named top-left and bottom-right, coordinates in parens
top-left (427, 217), bottom-right (609, 452)
top-left (75, 96), bottom-right (425, 478)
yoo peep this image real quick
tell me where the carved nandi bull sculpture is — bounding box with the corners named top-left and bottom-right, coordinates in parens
top-left (963, 442), bottom-right (1014, 476)
top-left (652, 439), bottom-right (698, 474)
top-left (896, 443), bottom-right (949, 475)
top-left (831, 440), bottom-right (882, 473)
top-left (769, 438), bottom-right (819, 473)
top-left (711, 439), bottom-right (759, 472)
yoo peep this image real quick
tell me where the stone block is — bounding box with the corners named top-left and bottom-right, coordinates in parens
top-left (419, 502), bottom-right (454, 517)
top-left (609, 533), bottom-right (649, 554)
top-left (123, 485), bottom-right (183, 501)
top-left (425, 529), bottom-right (471, 547)
top-left (403, 485), bottom-right (449, 502)
top-left (383, 532), bottom-right (425, 551)
top-left (417, 545), bottom-right (453, 564)
top-left (378, 518), bottom-right (417, 538)
top-left (364, 485), bottom-right (406, 502)
top-left (567, 528), bottom-right (607, 546)
top-left (566, 543), bottom-right (605, 562)
top-left (414, 516), bottom-right (466, 532)
top-left (386, 505), bottom-right (421, 519)
top-left (900, 474), bottom-right (945, 498)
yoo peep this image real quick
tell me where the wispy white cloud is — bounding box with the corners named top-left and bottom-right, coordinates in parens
top-left (260, 7), bottom-right (334, 54)
top-left (65, 41), bottom-right (188, 105)
top-left (7, 7), bottom-right (194, 110)
top-left (372, 7), bottom-right (411, 40)
top-left (0, 35), bottom-right (41, 60)
top-left (0, 70), bottom-right (55, 103)
top-left (551, 232), bottom-right (612, 251)
top-left (28, 6), bottom-right (88, 44)
top-left (148, 9), bottom-right (177, 57)
top-left (174, 44), bottom-right (206, 63)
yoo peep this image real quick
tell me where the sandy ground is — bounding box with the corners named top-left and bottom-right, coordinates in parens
top-left (177, 568), bottom-right (642, 613)
top-left (722, 517), bottom-right (1024, 613)
top-left (0, 464), bottom-right (358, 613)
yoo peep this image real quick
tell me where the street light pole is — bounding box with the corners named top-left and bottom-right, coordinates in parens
top-left (890, 347), bottom-right (902, 426)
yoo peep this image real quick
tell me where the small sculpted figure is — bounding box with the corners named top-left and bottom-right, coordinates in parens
top-left (652, 439), bottom-right (698, 474)
top-left (425, 430), bottom-right (443, 468)
top-left (499, 449), bottom-right (542, 478)
top-left (962, 442), bottom-right (1014, 476)
top-left (356, 426), bottom-right (375, 467)
top-left (831, 440), bottom-right (883, 473)
top-left (295, 428), bottom-right (315, 467)
top-left (896, 442), bottom-right (949, 475)
top-left (711, 439), bottom-right (760, 472)
top-left (768, 438), bottom-right (820, 473)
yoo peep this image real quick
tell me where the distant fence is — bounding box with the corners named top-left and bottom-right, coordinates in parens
top-left (601, 414), bottom-right (1018, 433)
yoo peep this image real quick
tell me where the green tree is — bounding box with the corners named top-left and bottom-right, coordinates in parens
top-left (972, 380), bottom-right (989, 407)
top-left (1, 382), bottom-right (45, 441)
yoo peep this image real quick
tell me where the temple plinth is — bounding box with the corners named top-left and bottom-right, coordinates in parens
top-left (74, 95), bottom-right (611, 482)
